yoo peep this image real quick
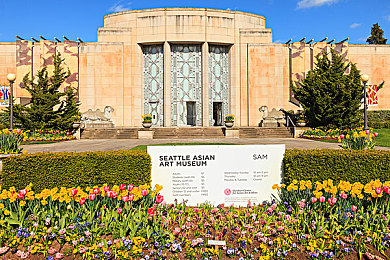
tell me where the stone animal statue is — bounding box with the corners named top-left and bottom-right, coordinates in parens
top-left (259, 106), bottom-right (269, 120)
top-left (81, 106), bottom-right (114, 121)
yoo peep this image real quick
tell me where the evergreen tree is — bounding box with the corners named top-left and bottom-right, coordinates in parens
top-left (367, 23), bottom-right (387, 44)
top-left (11, 53), bottom-right (80, 131)
top-left (292, 50), bottom-right (364, 129)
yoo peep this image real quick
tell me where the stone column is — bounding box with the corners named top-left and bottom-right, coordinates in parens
top-left (202, 42), bottom-right (209, 127)
top-left (164, 41), bottom-right (171, 126)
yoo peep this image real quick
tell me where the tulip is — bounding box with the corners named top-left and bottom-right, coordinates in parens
top-left (128, 194), bottom-right (135, 201)
top-left (107, 191), bottom-right (114, 197)
top-left (127, 184), bottom-right (134, 191)
top-left (104, 186), bottom-right (110, 192)
top-left (55, 252), bottom-right (64, 259)
top-left (92, 188), bottom-right (100, 195)
top-left (20, 189), bottom-right (27, 196)
top-left (328, 197), bottom-right (337, 206)
top-left (339, 134), bottom-right (345, 139)
top-left (147, 207), bottom-right (155, 216)
top-left (319, 196), bottom-right (325, 203)
top-left (70, 188), bottom-right (78, 196)
top-left (310, 197), bottom-right (317, 203)
top-left (351, 205), bottom-right (357, 212)
top-left (117, 207), bottom-right (123, 214)
top-left (156, 194), bottom-right (164, 204)
top-left (17, 193), bottom-right (24, 200)
top-left (375, 187), bottom-right (382, 195)
top-left (88, 193), bottom-right (96, 201)
top-left (119, 184), bottom-right (126, 191)
top-left (79, 197), bottom-right (86, 205)
top-left (374, 132), bottom-right (379, 137)
top-left (340, 193), bottom-right (347, 199)
top-left (122, 196), bottom-right (129, 203)
top-left (383, 186), bottom-right (390, 194)
top-left (365, 129), bottom-right (370, 134)
top-left (141, 189), bottom-right (148, 196)
top-left (112, 192), bottom-right (118, 199)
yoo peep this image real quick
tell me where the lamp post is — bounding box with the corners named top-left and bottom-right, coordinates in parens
top-left (7, 73), bottom-right (16, 131)
top-left (361, 74), bottom-right (369, 131)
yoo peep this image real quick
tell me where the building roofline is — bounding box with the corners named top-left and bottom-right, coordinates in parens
top-left (104, 7), bottom-right (265, 20)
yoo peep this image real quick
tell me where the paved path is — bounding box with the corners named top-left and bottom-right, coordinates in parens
top-left (21, 138), bottom-right (349, 153)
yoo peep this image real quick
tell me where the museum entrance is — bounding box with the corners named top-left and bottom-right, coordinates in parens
top-left (186, 102), bottom-right (196, 126)
top-left (213, 102), bottom-right (223, 126)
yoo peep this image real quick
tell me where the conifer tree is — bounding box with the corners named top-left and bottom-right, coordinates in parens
top-left (367, 23), bottom-right (387, 44)
top-left (292, 50), bottom-right (364, 129)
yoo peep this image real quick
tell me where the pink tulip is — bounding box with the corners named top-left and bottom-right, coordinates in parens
top-left (351, 205), bottom-right (357, 212)
top-left (16, 129), bottom-right (21, 134)
top-left (70, 188), bottom-right (78, 196)
top-left (156, 194), bottom-right (164, 204)
top-left (141, 189), bottom-right (148, 196)
top-left (92, 188), bottom-right (100, 195)
top-left (17, 193), bottom-right (24, 200)
top-left (112, 192), bottom-right (118, 199)
top-left (88, 193), bottom-right (96, 201)
top-left (319, 196), bottom-right (325, 203)
top-left (310, 197), bottom-right (317, 203)
top-left (117, 207), bottom-right (123, 214)
top-left (119, 184), bottom-right (126, 191)
top-left (127, 184), bottom-right (134, 191)
top-left (365, 129), bottom-right (370, 134)
top-left (383, 186), bottom-right (390, 194)
top-left (375, 187), bottom-right (382, 195)
top-left (122, 196), bottom-right (129, 203)
top-left (79, 197), bottom-right (86, 205)
top-left (107, 191), bottom-right (113, 197)
top-left (147, 207), bottom-right (155, 216)
top-left (339, 134), bottom-right (345, 139)
top-left (104, 186), bottom-right (110, 192)
top-left (20, 189), bottom-right (27, 196)
top-left (340, 193), bottom-right (347, 199)
top-left (328, 197), bottom-right (337, 206)
top-left (128, 194), bottom-right (134, 201)
top-left (374, 132), bottom-right (379, 137)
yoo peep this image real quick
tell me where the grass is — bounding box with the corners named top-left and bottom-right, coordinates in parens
top-left (374, 128), bottom-right (390, 147)
top-left (130, 142), bottom-right (236, 151)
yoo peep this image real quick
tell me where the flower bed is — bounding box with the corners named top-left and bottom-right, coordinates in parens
top-left (1, 180), bottom-right (390, 259)
top-left (22, 130), bottom-right (75, 143)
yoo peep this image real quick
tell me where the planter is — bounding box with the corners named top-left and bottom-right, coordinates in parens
top-left (225, 121), bottom-right (234, 128)
top-left (296, 121), bottom-right (306, 127)
top-left (72, 122), bottom-right (81, 129)
top-left (142, 121), bottom-right (152, 128)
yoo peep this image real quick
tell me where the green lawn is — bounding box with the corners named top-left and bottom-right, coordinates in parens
top-left (130, 142), bottom-right (236, 151)
top-left (374, 128), bottom-right (390, 147)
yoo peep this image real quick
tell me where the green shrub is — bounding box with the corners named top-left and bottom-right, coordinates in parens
top-left (367, 110), bottom-right (390, 122)
top-left (368, 121), bottom-right (390, 129)
top-left (283, 149), bottom-right (390, 185)
top-left (1, 150), bottom-right (151, 192)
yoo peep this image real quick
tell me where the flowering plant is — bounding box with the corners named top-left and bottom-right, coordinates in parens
top-left (224, 114), bottom-right (235, 122)
top-left (0, 129), bottom-right (24, 154)
top-left (339, 129), bottom-right (377, 150)
top-left (142, 114), bottom-right (152, 123)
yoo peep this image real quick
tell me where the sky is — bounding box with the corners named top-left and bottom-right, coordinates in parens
top-left (0, 0), bottom-right (389, 44)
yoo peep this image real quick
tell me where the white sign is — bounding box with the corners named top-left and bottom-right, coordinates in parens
top-left (149, 145), bottom-right (285, 206)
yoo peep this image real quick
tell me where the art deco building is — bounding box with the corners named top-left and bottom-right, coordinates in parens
top-left (0, 8), bottom-right (389, 127)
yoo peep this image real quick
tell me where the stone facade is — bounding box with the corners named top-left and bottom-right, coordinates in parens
top-left (0, 8), bottom-right (389, 127)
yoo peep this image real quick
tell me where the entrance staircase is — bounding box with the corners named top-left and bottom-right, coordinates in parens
top-left (80, 127), bottom-right (293, 139)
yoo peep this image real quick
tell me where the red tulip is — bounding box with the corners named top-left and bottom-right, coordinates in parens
top-left (127, 184), bottom-right (134, 191)
top-left (375, 187), bottom-right (382, 195)
top-left (112, 192), bottom-right (118, 199)
top-left (319, 196), bottom-right (325, 203)
top-left (117, 207), bottom-right (123, 214)
top-left (374, 132), bottom-right (379, 137)
top-left (122, 196), bottom-right (129, 203)
top-left (20, 189), bottom-right (27, 196)
top-left (92, 188), bottom-right (100, 195)
top-left (104, 186), bottom-right (110, 192)
top-left (365, 129), bottom-right (370, 134)
top-left (383, 186), bottom-right (390, 194)
top-left (79, 197), bottom-right (86, 205)
top-left (156, 194), bottom-right (164, 204)
top-left (17, 193), bottom-right (24, 200)
top-left (328, 197), bottom-right (337, 206)
top-left (310, 197), bottom-right (317, 203)
top-left (70, 188), bottom-right (78, 196)
top-left (147, 207), bottom-right (155, 216)
top-left (128, 194), bottom-right (135, 201)
top-left (119, 184), bottom-right (126, 191)
top-left (351, 205), bottom-right (357, 212)
top-left (340, 193), bottom-right (347, 199)
top-left (339, 134), bottom-right (345, 139)
top-left (88, 193), bottom-right (96, 201)
top-left (141, 189), bottom-right (148, 196)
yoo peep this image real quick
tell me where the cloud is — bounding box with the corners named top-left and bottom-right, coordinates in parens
top-left (297, 0), bottom-right (339, 9)
top-left (109, 0), bottom-right (132, 13)
top-left (350, 23), bottom-right (361, 29)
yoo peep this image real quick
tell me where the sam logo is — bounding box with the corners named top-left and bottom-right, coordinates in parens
top-left (253, 154), bottom-right (268, 160)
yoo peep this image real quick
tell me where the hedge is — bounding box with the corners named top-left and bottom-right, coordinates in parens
top-left (283, 149), bottom-right (390, 185)
top-left (1, 150), bottom-right (151, 192)
top-left (368, 110), bottom-right (390, 122)
top-left (368, 121), bottom-right (390, 129)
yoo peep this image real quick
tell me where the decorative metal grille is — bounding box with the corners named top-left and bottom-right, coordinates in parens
top-left (209, 45), bottom-right (230, 126)
top-left (171, 45), bottom-right (202, 126)
top-left (143, 45), bottom-right (164, 126)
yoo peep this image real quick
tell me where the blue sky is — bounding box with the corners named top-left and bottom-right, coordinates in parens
top-left (0, 0), bottom-right (389, 44)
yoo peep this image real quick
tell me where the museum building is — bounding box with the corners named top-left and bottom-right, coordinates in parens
top-left (0, 8), bottom-right (389, 127)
